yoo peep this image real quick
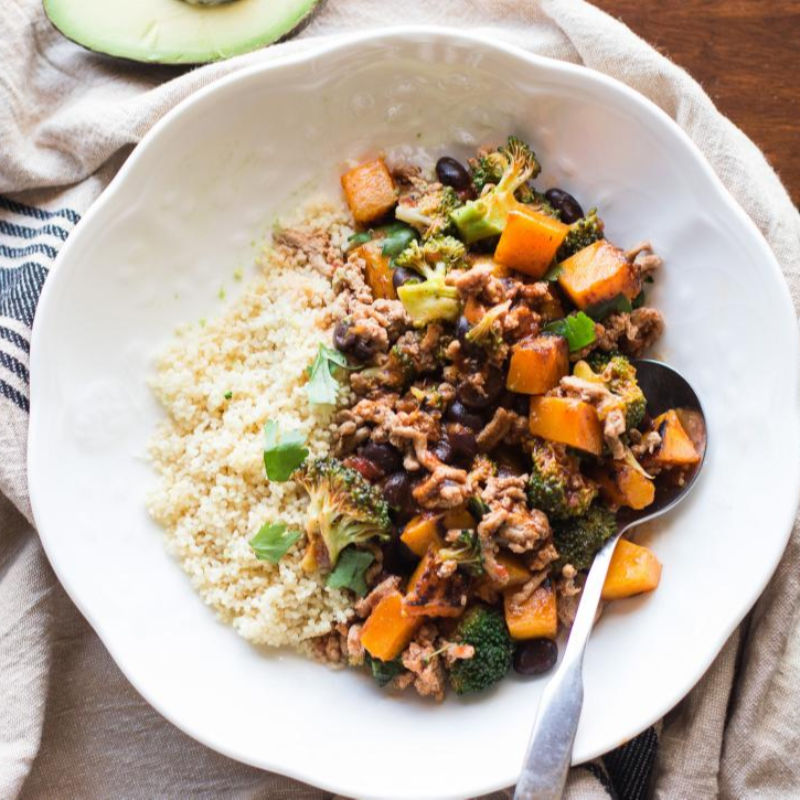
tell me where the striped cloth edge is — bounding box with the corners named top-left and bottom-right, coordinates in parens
top-left (0, 191), bottom-right (657, 800)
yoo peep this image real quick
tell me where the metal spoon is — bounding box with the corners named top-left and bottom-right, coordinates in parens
top-left (514, 359), bottom-right (708, 800)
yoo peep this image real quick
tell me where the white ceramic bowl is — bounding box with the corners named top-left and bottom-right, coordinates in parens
top-left (29, 27), bottom-right (800, 800)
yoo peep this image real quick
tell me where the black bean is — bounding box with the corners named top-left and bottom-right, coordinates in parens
top-left (382, 537), bottom-right (419, 576)
top-left (354, 339), bottom-right (379, 363)
top-left (455, 316), bottom-right (483, 359)
top-left (544, 188), bottom-right (584, 225)
top-left (361, 442), bottom-right (403, 476)
top-left (445, 400), bottom-right (484, 431)
top-left (333, 319), bottom-right (355, 353)
top-left (432, 438), bottom-right (453, 464)
top-left (456, 368), bottom-right (504, 410)
top-left (334, 319), bottom-right (378, 362)
top-left (513, 639), bottom-right (558, 676)
top-left (446, 425), bottom-right (479, 464)
top-left (382, 471), bottom-right (416, 515)
top-left (436, 156), bottom-right (472, 191)
top-left (392, 267), bottom-right (421, 292)
top-left (501, 390), bottom-right (530, 417)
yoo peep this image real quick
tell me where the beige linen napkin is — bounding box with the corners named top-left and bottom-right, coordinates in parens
top-left (1, 1), bottom-right (799, 798)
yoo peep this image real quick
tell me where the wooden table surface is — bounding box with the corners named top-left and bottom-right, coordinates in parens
top-left (594, 0), bottom-right (800, 207)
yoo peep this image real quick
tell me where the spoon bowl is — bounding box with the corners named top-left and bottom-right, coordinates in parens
top-left (617, 359), bottom-right (708, 528)
top-left (515, 360), bottom-right (707, 800)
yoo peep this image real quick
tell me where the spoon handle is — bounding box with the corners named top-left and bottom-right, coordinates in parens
top-left (513, 532), bottom-right (623, 800)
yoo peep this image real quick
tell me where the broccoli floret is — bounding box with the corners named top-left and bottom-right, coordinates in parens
top-left (528, 439), bottom-right (598, 520)
top-left (394, 237), bottom-right (465, 326)
top-left (439, 530), bottom-right (485, 577)
top-left (557, 208), bottom-right (604, 261)
top-left (395, 184), bottom-right (462, 240)
top-left (579, 353), bottom-right (646, 430)
top-left (553, 504), bottom-right (617, 571)
top-left (293, 457), bottom-right (390, 571)
top-left (452, 137), bottom-right (542, 243)
top-left (464, 299), bottom-right (511, 350)
top-left (448, 605), bottom-right (514, 695)
top-left (364, 653), bottom-right (404, 687)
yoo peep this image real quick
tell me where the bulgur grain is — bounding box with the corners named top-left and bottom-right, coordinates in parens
top-left (147, 200), bottom-right (357, 648)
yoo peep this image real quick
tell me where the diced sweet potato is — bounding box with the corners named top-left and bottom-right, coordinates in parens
top-left (496, 552), bottom-right (531, 588)
top-left (400, 514), bottom-right (443, 557)
top-left (557, 241), bottom-right (641, 310)
top-left (442, 507), bottom-right (475, 531)
top-left (341, 159), bottom-right (397, 225)
top-left (495, 209), bottom-right (570, 279)
top-left (507, 335), bottom-right (569, 395)
top-left (601, 539), bottom-right (662, 601)
top-left (647, 410), bottom-right (701, 468)
top-left (529, 396), bottom-right (603, 455)
top-left (595, 462), bottom-right (655, 510)
top-left (355, 242), bottom-right (396, 300)
top-left (463, 295), bottom-right (485, 325)
top-left (403, 548), bottom-right (466, 619)
top-left (360, 590), bottom-right (422, 661)
top-left (504, 581), bottom-right (558, 640)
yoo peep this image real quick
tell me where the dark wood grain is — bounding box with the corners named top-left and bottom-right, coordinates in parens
top-left (593, 0), bottom-right (800, 206)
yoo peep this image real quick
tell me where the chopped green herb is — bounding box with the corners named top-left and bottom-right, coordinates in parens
top-left (263, 420), bottom-right (309, 481)
top-left (347, 231), bottom-right (373, 250)
top-left (218, 287), bottom-right (226, 300)
top-left (224, 391), bottom-right (233, 400)
top-left (233, 267), bottom-right (243, 281)
top-left (380, 222), bottom-right (418, 258)
top-left (327, 547), bottom-right (375, 596)
top-left (305, 343), bottom-right (358, 406)
top-left (199, 318), bottom-right (207, 327)
top-left (364, 653), bottom-right (404, 686)
top-left (631, 291), bottom-right (646, 310)
top-left (644, 275), bottom-right (655, 284)
top-left (249, 521), bottom-right (301, 564)
top-left (543, 263), bottom-right (563, 282)
top-left (544, 312), bottom-right (597, 352)
top-left (584, 293), bottom-right (633, 321)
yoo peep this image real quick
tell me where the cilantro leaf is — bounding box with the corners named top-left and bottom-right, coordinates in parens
top-left (249, 521), bottom-right (301, 564)
top-left (346, 231), bottom-right (373, 251)
top-left (585, 293), bottom-right (633, 321)
top-left (263, 420), bottom-right (309, 481)
top-left (544, 312), bottom-right (597, 352)
top-left (631, 291), bottom-right (646, 310)
top-left (305, 344), bottom-right (357, 406)
top-left (380, 222), bottom-right (418, 257)
top-left (364, 653), bottom-right (404, 687)
top-left (326, 548), bottom-right (375, 596)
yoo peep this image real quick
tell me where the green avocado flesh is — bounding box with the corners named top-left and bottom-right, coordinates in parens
top-left (43, 0), bottom-right (323, 65)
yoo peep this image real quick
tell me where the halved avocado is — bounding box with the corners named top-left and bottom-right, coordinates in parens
top-left (43, 0), bottom-right (324, 65)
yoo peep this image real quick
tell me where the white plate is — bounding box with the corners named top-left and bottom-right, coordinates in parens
top-left (29, 27), bottom-right (800, 800)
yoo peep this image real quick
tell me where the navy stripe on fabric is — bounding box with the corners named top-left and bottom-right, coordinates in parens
top-left (603, 727), bottom-right (658, 800)
top-left (0, 325), bottom-right (30, 354)
top-left (0, 219), bottom-right (70, 242)
top-left (0, 262), bottom-right (49, 327)
top-left (0, 377), bottom-right (29, 412)
top-left (0, 196), bottom-right (80, 224)
top-left (0, 349), bottom-right (29, 385)
top-left (580, 762), bottom-right (617, 798)
top-left (0, 242), bottom-right (58, 260)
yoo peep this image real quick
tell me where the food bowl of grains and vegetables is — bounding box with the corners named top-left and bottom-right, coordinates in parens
top-left (147, 136), bottom-right (699, 701)
top-left (29, 28), bottom-right (799, 800)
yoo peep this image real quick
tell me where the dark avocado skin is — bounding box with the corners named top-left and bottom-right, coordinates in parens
top-left (42, 0), bottom-right (327, 67)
